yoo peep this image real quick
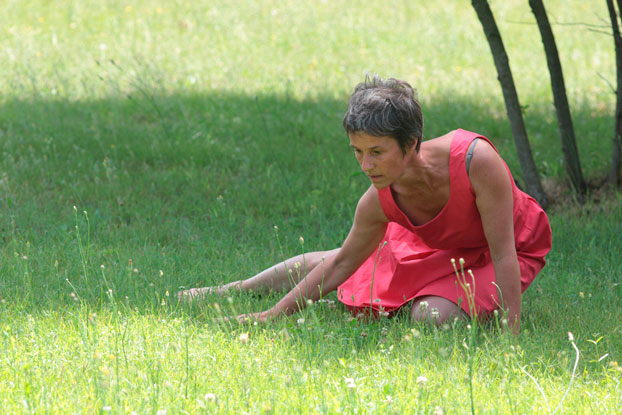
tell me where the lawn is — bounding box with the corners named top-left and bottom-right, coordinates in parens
top-left (1, 1), bottom-right (621, 413)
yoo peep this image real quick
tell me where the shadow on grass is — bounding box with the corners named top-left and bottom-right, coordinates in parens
top-left (0, 90), bottom-right (618, 322)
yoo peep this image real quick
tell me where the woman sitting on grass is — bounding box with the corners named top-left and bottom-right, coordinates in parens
top-left (179, 75), bottom-right (551, 331)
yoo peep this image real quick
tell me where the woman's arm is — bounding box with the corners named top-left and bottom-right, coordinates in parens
top-left (241, 186), bottom-right (388, 322)
top-left (469, 141), bottom-right (521, 333)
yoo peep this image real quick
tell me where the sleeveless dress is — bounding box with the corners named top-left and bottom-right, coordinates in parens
top-left (337, 129), bottom-right (552, 316)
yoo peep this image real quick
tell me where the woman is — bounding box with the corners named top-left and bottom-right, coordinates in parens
top-left (179, 76), bottom-right (552, 331)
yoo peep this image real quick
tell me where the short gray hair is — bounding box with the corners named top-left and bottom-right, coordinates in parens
top-left (343, 75), bottom-right (423, 153)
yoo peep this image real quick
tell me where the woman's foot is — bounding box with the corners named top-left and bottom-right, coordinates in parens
top-left (177, 281), bottom-right (242, 302)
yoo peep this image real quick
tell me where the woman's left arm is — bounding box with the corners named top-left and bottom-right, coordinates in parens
top-left (469, 140), bottom-right (521, 333)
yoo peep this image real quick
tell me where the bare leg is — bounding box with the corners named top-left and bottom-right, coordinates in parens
top-left (178, 248), bottom-right (340, 301)
top-left (410, 295), bottom-right (468, 325)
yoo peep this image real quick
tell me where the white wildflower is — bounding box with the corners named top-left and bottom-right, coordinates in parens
top-left (344, 377), bottom-right (356, 389)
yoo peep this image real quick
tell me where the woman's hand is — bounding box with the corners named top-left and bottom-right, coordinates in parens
top-left (236, 309), bottom-right (276, 324)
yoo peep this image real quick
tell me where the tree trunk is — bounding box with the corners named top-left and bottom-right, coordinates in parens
top-left (471, 0), bottom-right (548, 208)
top-left (529, 0), bottom-right (587, 200)
top-left (607, 0), bottom-right (622, 186)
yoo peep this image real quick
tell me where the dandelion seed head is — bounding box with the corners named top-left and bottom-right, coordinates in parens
top-left (297, 318), bottom-right (305, 325)
top-left (306, 298), bottom-right (313, 306)
top-left (416, 375), bottom-right (428, 386)
top-left (239, 332), bottom-right (249, 344)
top-left (204, 393), bottom-right (216, 402)
top-left (344, 377), bottom-right (356, 388)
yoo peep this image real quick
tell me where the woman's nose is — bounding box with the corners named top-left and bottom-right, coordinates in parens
top-left (361, 155), bottom-right (374, 171)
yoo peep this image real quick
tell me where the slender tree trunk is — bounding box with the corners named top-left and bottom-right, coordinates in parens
top-left (607, 0), bottom-right (622, 186)
top-left (529, 0), bottom-right (587, 200)
top-left (471, 0), bottom-right (548, 208)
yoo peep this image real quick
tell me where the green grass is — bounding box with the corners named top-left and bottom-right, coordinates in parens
top-left (1, 0), bottom-right (622, 413)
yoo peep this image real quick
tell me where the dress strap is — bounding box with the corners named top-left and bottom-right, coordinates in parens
top-left (465, 137), bottom-right (479, 175)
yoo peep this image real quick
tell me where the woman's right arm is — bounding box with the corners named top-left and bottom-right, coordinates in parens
top-left (244, 186), bottom-right (388, 321)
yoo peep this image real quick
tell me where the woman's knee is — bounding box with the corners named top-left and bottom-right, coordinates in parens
top-left (410, 295), bottom-right (468, 324)
top-left (302, 248), bottom-right (340, 270)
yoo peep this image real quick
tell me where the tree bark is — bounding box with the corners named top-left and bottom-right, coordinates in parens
top-left (529, 0), bottom-right (587, 200)
top-left (471, 0), bottom-right (548, 208)
top-left (607, 0), bottom-right (622, 186)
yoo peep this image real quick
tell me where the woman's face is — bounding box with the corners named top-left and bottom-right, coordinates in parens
top-left (349, 132), bottom-right (410, 189)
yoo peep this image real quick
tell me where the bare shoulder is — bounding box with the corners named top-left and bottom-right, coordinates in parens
top-left (356, 185), bottom-right (389, 224)
top-left (420, 131), bottom-right (456, 165)
top-left (469, 139), bottom-right (512, 193)
top-left (421, 130), bottom-right (455, 152)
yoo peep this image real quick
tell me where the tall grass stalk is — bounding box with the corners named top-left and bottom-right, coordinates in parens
top-left (452, 258), bottom-right (478, 415)
top-left (369, 241), bottom-right (388, 316)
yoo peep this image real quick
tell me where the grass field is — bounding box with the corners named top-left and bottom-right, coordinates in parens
top-left (1, 1), bottom-right (622, 413)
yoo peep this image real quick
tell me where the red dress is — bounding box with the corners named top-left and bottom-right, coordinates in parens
top-left (337, 129), bottom-right (552, 316)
